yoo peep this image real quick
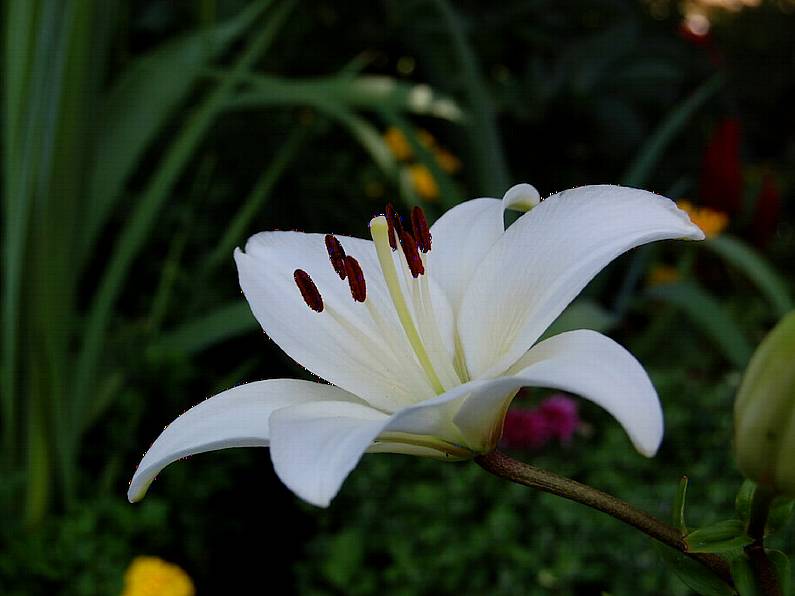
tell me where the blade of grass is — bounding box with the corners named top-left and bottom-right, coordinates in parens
top-left (72, 0), bottom-right (294, 435)
top-left (621, 74), bottom-right (723, 188)
top-left (81, 1), bottom-right (269, 269)
top-left (432, 0), bottom-right (509, 195)
top-left (229, 74), bottom-right (462, 121)
top-left (646, 281), bottom-right (752, 369)
top-left (204, 122), bottom-right (310, 272)
top-left (147, 301), bottom-right (258, 359)
top-left (704, 235), bottom-right (793, 318)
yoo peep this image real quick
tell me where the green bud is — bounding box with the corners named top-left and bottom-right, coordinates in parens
top-left (734, 311), bottom-right (795, 497)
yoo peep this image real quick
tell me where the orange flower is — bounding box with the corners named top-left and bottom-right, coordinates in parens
top-left (647, 265), bottom-right (680, 287)
top-left (677, 200), bottom-right (728, 238)
top-left (384, 127), bottom-right (413, 161)
top-left (408, 164), bottom-right (439, 201)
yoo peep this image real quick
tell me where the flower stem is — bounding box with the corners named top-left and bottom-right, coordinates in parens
top-left (745, 487), bottom-right (781, 596)
top-left (474, 449), bottom-right (732, 585)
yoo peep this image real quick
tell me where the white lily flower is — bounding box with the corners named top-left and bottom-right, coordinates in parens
top-left (128, 184), bottom-right (704, 507)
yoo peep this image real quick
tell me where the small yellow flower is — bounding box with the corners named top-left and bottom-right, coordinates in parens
top-left (408, 164), bottom-right (439, 201)
top-left (676, 200), bottom-right (729, 238)
top-left (647, 264), bottom-right (680, 287)
top-left (122, 556), bottom-right (195, 596)
top-left (384, 127), bottom-right (413, 161)
top-left (435, 148), bottom-right (462, 173)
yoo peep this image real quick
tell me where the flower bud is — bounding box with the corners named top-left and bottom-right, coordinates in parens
top-left (734, 311), bottom-right (795, 496)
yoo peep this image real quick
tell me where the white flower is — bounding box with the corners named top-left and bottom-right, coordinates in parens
top-left (128, 184), bottom-right (703, 507)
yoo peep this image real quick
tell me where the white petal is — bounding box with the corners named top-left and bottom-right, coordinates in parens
top-left (458, 185), bottom-right (704, 378)
top-left (502, 183), bottom-right (540, 212)
top-left (452, 330), bottom-right (663, 457)
top-left (236, 232), bottom-right (435, 411)
top-left (269, 400), bottom-right (389, 507)
top-left (427, 198), bottom-right (504, 313)
top-left (511, 330), bottom-right (663, 456)
top-left (127, 379), bottom-right (360, 502)
top-left (268, 387), bottom-right (479, 507)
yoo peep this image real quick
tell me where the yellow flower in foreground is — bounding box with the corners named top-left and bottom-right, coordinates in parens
top-left (647, 264), bottom-right (680, 287)
top-left (676, 200), bottom-right (729, 238)
top-left (122, 556), bottom-right (195, 596)
top-left (408, 164), bottom-right (439, 201)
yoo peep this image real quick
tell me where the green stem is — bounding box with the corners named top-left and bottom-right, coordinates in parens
top-left (745, 487), bottom-right (781, 596)
top-left (475, 450), bottom-right (732, 585)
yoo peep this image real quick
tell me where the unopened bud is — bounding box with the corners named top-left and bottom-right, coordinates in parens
top-left (734, 311), bottom-right (795, 497)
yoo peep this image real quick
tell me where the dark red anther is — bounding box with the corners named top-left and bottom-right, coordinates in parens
top-left (343, 256), bottom-right (367, 302)
top-left (324, 234), bottom-right (347, 279)
top-left (399, 231), bottom-right (425, 278)
top-left (294, 269), bottom-right (324, 312)
top-left (410, 206), bottom-right (432, 253)
top-left (385, 203), bottom-right (403, 251)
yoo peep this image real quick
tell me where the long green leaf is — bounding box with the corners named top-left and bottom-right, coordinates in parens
top-left (646, 281), bottom-right (753, 368)
top-left (72, 0), bottom-right (292, 435)
top-left (205, 123), bottom-right (309, 271)
top-left (704, 234), bottom-right (793, 318)
top-left (80, 1), bottom-right (268, 269)
top-left (147, 302), bottom-right (257, 358)
top-left (432, 0), bottom-right (509, 195)
top-left (621, 74), bottom-right (723, 188)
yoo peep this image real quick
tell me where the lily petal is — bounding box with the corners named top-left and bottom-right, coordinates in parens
top-left (127, 379), bottom-right (360, 502)
top-left (236, 232), bottom-right (436, 411)
top-left (453, 330), bottom-right (663, 457)
top-left (427, 198), bottom-right (504, 312)
top-left (458, 185), bottom-right (704, 378)
top-left (268, 387), bottom-right (479, 507)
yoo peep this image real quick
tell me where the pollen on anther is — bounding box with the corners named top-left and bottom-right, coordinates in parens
top-left (324, 234), bottom-right (347, 279)
top-left (410, 206), bottom-right (432, 253)
top-left (399, 231), bottom-right (425, 278)
top-left (294, 269), bottom-right (324, 312)
top-left (344, 256), bottom-right (367, 302)
top-left (385, 203), bottom-right (403, 251)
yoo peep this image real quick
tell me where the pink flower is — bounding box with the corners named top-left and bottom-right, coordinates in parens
top-left (500, 394), bottom-right (581, 450)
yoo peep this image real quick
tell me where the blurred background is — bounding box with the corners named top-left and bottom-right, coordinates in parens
top-left (1, 0), bottom-right (793, 593)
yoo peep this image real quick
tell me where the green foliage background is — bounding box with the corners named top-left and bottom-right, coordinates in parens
top-left (1, 0), bottom-right (793, 594)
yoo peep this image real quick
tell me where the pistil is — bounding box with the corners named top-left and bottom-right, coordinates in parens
top-left (370, 216), bottom-right (444, 394)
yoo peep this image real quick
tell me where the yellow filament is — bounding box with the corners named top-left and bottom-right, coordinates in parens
top-left (370, 216), bottom-right (445, 394)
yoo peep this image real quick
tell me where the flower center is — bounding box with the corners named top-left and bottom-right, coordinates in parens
top-left (293, 204), bottom-right (465, 398)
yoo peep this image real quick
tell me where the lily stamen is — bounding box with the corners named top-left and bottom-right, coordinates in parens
top-left (385, 203), bottom-right (403, 251)
top-left (344, 255), bottom-right (367, 302)
top-left (410, 206), bottom-right (432, 253)
top-left (399, 231), bottom-right (424, 278)
top-left (293, 269), bottom-right (324, 312)
top-left (324, 234), bottom-right (347, 279)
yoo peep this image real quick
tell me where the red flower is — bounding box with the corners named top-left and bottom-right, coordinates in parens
top-left (700, 118), bottom-right (743, 215)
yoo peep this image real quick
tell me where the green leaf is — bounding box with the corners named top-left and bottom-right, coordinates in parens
top-left (730, 554), bottom-right (759, 596)
top-left (622, 74), bottom-right (723, 187)
top-left (736, 480), bottom-right (757, 526)
top-left (431, 0), bottom-right (508, 195)
top-left (82, 0), bottom-right (272, 268)
top-left (646, 281), bottom-right (753, 369)
top-left (767, 550), bottom-right (792, 596)
top-left (686, 520), bottom-right (753, 554)
top-left (766, 497), bottom-right (794, 535)
top-left (147, 302), bottom-right (257, 358)
top-left (674, 476), bottom-right (689, 533)
top-left (73, 0), bottom-right (295, 435)
top-left (653, 542), bottom-right (735, 596)
top-left (704, 235), bottom-right (793, 319)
